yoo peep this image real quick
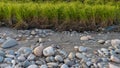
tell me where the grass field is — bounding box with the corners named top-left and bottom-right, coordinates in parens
top-left (0, 1), bottom-right (120, 31)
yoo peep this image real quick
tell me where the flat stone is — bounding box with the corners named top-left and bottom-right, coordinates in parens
top-left (60, 64), bottom-right (69, 68)
top-left (98, 40), bottom-right (105, 44)
top-left (27, 64), bottom-right (38, 68)
top-left (33, 45), bottom-right (44, 56)
top-left (0, 56), bottom-right (4, 63)
top-left (43, 46), bottom-right (55, 56)
top-left (1, 38), bottom-right (18, 48)
top-left (47, 62), bottom-right (58, 68)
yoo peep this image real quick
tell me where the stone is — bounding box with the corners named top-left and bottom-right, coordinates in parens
top-left (57, 50), bottom-right (68, 58)
top-left (64, 58), bottom-right (74, 67)
top-left (68, 52), bottom-right (75, 59)
top-left (17, 55), bottom-right (26, 62)
top-left (78, 46), bottom-right (87, 52)
top-left (47, 62), bottom-right (58, 68)
top-left (23, 60), bottom-right (31, 68)
top-left (55, 55), bottom-right (63, 62)
top-left (76, 53), bottom-right (87, 61)
top-left (31, 30), bottom-right (36, 35)
top-left (40, 65), bottom-right (48, 68)
top-left (6, 50), bottom-right (15, 55)
top-left (27, 64), bottom-right (38, 68)
top-left (4, 58), bottom-right (12, 63)
top-left (43, 46), bottom-right (55, 56)
top-left (46, 56), bottom-right (54, 62)
top-left (98, 40), bottom-right (105, 44)
top-left (110, 55), bottom-right (120, 63)
top-left (61, 64), bottom-right (69, 68)
top-left (0, 56), bottom-right (4, 62)
top-left (86, 61), bottom-right (92, 66)
top-left (101, 48), bottom-right (109, 55)
top-left (1, 38), bottom-right (18, 48)
top-left (33, 45), bottom-right (44, 56)
top-left (0, 50), bottom-right (5, 57)
top-left (24, 48), bottom-right (32, 54)
top-left (109, 63), bottom-right (119, 68)
top-left (27, 54), bottom-right (36, 61)
top-left (80, 35), bottom-right (93, 41)
top-left (115, 49), bottom-right (120, 54)
top-left (0, 39), bottom-right (5, 43)
top-left (111, 39), bottom-right (120, 49)
top-left (74, 46), bottom-right (79, 51)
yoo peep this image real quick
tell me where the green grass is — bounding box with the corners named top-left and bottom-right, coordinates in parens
top-left (0, 2), bottom-right (120, 31)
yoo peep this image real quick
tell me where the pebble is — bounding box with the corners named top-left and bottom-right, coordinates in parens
top-left (109, 63), bottom-right (119, 68)
top-left (27, 64), bottom-right (38, 68)
top-left (0, 50), bottom-right (5, 57)
top-left (55, 55), bottom-right (63, 62)
top-left (43, 46), bottom-right (55, 56)
top-left (98, 40), bottom-right (105, 44)
top-left (4, 58), bottom-right (12, 63)
top-left (40, 65), bottom-right (48, 68)
top-left (23, 60), bottom-right (31, 68)
top-left (1, 38), bottom-right (18, 48)
top-left (80, 35), bottom-right (93, 41)
top-left (17, 55), bottom-right (26, 62)
top-left (33, 45), bottom-right (44, 56)
top-left (68, 52), bottom-right (75, 59)
top-left (78, 46), bottom-right (87, 52)
top-left (47, 62), bottom-right (58, 68)
top-left (76, 53), bottom-right (87, 61)
top-left (111, 39), bottom-right (120, 49)
top-left (61, 64), bottom-right (69, 68)
top-left (46, 56), bottom-right (54, 62)
top-left (27, 54), bottom-right (36, 61)
top-left (110, 55), bottom-right (120, 63)
top-left (74, 46), bottom-right (79, 51)
top-left (0, 56), bottom-right (4, 62)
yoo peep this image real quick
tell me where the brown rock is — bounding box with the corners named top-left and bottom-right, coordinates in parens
top-left (33, 44), bottom-right (44, 56)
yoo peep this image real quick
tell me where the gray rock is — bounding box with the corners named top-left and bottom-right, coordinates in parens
top-left (4, 58), bottom-right (12, 63)
top-left (40, 65), bottom-right (48, 68)
top-left (115, 49), bottom-right (120, 54)
top-left (35, 61), bottom-right (43, 65)
top-left (46, 56), bottom-right (54, 62)
top-left (27, 54), bottom-right (36, 61)
top-left (86, 61), bottom-right (92, 66)
top-left (78, 46), bottom-right (87, 52)
top-left (17, 55), bottom-right (26, 62)
top-left (1, 38), bottom-right (18, 48)
top-left (0, 50), bottom-right (5, 57)
top-left (60, 64), bottom-right (68, 68)
top-left (27, 64), bottom-right (38, 68)
top-left (6, 50), bottom-right (15, 55)
top-left (0, 39), bottom-right (5, 43)
top-left (76, 53), bottom-right (87, 61)
top-left (0, 56), bottom-right (4, 62)
top-left (47, 62), bottom-right (58, 68)
top-left (43, 46), bottom-right (55, 56)
top-left (64, 58), bottom-right (75, 67)
top-left (24, 48), bottom-right (32, 54)
top-left (55, 55), bottom-right (63, 62)
top-left (23, 60), bottom-right (31, 68)
top-left (57, 50), bottom-right (68, 58)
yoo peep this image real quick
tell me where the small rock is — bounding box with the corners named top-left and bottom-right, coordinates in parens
top-left (111, 39), bottom-right (120, 49)
top-left (0, 50), bottom-right (5, 57)
top-left (110, 55), bottom-right (120, 63)
top-left (46, 56), bottom-right (54, 62)
top-left (27, 64), bottom-right (38, 68)
top-left (23, 60), bottom-right (31, 68)
top-left (4, 58), bottom-right (12, 63)
top-left (0, 39), bottom-right (5, 43)
top-left (1, 38), bottom-right (18, 48)
top-left (68, 52), bottom-right (75, 59)
top-left (31, 30), bottom-right (36, 35)
top-left (57, 50), bottom-right (68, 58)
top-left (115, 49), bottom-right (120, 54)
top-left (86, 61), bottom-right (92, 66)
top-left (27, 54), bottom-right (36, 61)
top-left (0, 56), bottom-right (4, 62)
top-left (74, 46), bottom-right (79, 51)
top-left (78, 46), bottom-right (87, 52)
top-left (60, 64), bottom-right (68, 68)
top-left (98, 40), bottom-right (105, 44)
top-left (33, 45), bottom-right (44, 56)
top-left (80, 35), bottom-right (93, 41)
top-left (47, 62), bottom-right (58, 68)
top-left (43, 46), bottom-right (55, 56)
top-left (40, 65), bottom-right (48, 68)
top-left (17, 55), bottom-right (26, 62)
top-left (55, 55), bottom-right (63, 62)
top-left (76, 53), bottom-right (87, 61)
top-left (6, 50), bottom-right (15, 55)
top-left (109, 63), bottom-right (119, 68)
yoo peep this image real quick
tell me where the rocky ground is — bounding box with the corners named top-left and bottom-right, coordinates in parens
top-left (0, 27), bottom-right (120, 68)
